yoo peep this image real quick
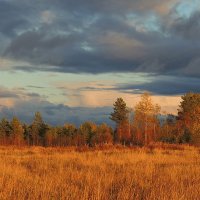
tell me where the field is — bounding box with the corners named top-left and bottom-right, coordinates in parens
top-left (0, 145), bottom-right (200, 200)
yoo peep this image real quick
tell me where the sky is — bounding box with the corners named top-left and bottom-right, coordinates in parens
top-left (0, 0), bottom-right (200, 125)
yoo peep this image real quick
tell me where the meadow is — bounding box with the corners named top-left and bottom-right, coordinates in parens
top-left (0, 145), bottom-right (199, 200)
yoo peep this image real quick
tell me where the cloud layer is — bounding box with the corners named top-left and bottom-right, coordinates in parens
top-left (0, 86), bottom-right (113, 126)
top-left (0, 0), bottom-right (199, 124)
top-left (0, 0), bottom-right (199, 78)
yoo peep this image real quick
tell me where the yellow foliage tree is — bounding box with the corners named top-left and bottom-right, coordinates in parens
top-left (133, 93), bottom-right (161, 145)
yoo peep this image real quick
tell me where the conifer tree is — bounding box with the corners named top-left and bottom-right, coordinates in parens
top-left (110, 98), bottom-right (129, 143)
top-left (178, 92), bottom-right (200, 145)
top-left (30, 112), bottom-right (46, 145)
top-left (0, 118), bottom-right (12, 145)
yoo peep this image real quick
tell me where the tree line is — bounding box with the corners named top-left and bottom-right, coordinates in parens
top-left (0, 92), bottom-right (199, 147)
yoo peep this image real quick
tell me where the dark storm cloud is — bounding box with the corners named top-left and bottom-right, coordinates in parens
top-left (0, 88), bottom-right (19, 98)
top-left (0, 87), bottom-right (113, 125)
top-left (0, 1), bottom-right (38, 38)
top-left (0, 99), bottom-right (113, 126)
top-left (26, 93), bottom-right (42, 98)
top-left (27, 85), bottom-right (46, 89)
top-left (169, 11), bottom-right (200, 40)
top-left (115, 76), bottom-right (200, 95)
top-left (31, 0), bottom-right (174, 14)
top-left (0, 0), bottom-right (200, 87)
top-left (71, 75), bottom-right (200, 95)
top-left (0, 87), bottom-right (44, 100)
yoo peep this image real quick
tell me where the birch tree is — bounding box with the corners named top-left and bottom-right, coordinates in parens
top-left (133, 93), bottom-right (161, 145)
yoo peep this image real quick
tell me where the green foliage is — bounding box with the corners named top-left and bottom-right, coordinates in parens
top-left (110, 98), bottom-right (130, 144)
top-left (30, 112), bottom-right (47, 145)
top-left (179, 93), bottom-right (200, 115)
top-left (0, 92), bottom-right (199, 147)
top-left (110, 98), bottom-right (129, 125)
top-left (79, 122), bottom-right (97, 146)
top-left (0, 118), bottom-right (12, 144)
top-left (178, 92), bottom-right (200, 145)
top-left (62, 124), bottom-right (77, 145)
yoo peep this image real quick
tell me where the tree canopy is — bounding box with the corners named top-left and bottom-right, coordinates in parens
top-left (178, 93), bottom-right (200, 145)
top-left (110, 97), bottom-right (129, 125)
top-left (0, 92), bottom-right (199, 147)
top-left (133, 93), bottom-right (161, 145)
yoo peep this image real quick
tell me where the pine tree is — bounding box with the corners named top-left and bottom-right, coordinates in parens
top-left (30, 112), bottom-right (46, 145)
top-left (178, 93), bottom-right (200, 145)
top-left (110, 98), bottom-right (129, 143)
top-left (0, 118), bottom-right (12, 145)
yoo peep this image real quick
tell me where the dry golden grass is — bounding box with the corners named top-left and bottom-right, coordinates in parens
top-left (0, 145), bottom-right (200, 200)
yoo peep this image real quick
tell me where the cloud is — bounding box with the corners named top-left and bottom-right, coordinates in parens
top-left (0, 86), bottom-right (113, 126)
top-left (0, 0), bottom-right (198, 79)
top-left (0, 99), bottom-right (113, 126)
top-left (0, 1), bottom-right (29, 37)
top-left (0, 85), bottom-right (180, 126)
top-left (0, 86), bottom-right (45, 106)
top-left (40, 10), bottom-right (56, 25)
top-left (113, 76), bottom-right (200, 95)
top-left (63, 74), bottom-right (200, 96)
top-left (55, 79), bottom-right (181, 115)
top-left (0, 87), bottom-right (19, 98)
top-left (169, 11), bottom-right (200, 40)
top-left (54, 0), bottom-right (179, 15)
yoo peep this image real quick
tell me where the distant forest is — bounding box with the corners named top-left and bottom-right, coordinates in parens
top-left (0, 92), bottom-right (199, 147)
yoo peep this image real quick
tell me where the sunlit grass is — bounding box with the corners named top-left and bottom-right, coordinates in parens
top-left (0, 145), bottom-right (199, 200)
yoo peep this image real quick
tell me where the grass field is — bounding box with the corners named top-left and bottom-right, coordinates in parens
top-left (0, 145), bottom-right (199, 200)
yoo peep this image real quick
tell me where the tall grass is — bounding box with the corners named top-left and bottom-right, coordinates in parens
top-left (0, 145), bottom-right (199, 200)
